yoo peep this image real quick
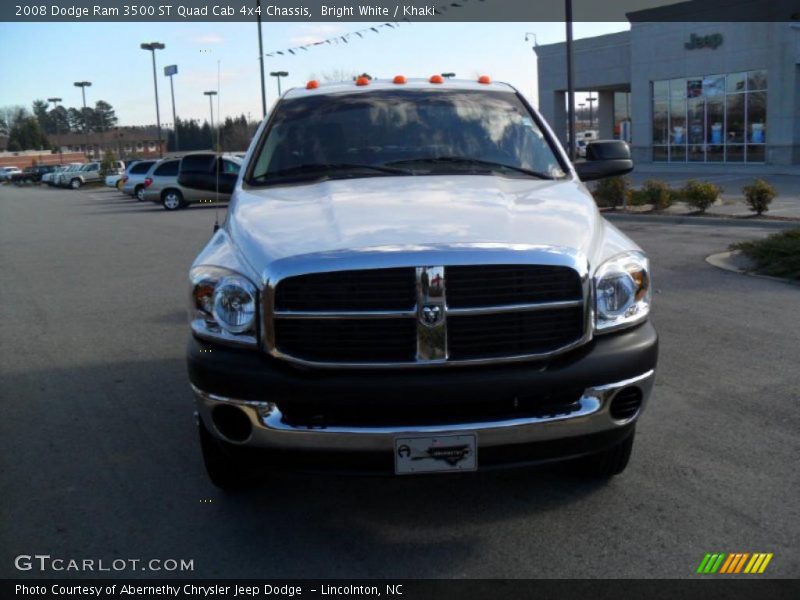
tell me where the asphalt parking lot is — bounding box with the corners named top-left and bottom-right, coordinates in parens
top-left (1, 184), bottom-right (798, 579)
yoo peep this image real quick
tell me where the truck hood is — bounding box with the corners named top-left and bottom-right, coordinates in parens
top-left (226, 175), bottom-right (619, 274)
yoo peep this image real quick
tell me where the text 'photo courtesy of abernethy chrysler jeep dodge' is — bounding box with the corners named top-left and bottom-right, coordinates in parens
top-left (180, 76), bottom-right (658, 490)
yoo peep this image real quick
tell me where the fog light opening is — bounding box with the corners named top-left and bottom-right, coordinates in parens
top-left (609, 387), bottom-right (643, 421)
top-left (212, 405), bottom-right (253, 442)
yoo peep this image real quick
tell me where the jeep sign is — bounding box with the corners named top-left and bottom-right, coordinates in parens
top-left (685, 33), bottom-right (723, 50)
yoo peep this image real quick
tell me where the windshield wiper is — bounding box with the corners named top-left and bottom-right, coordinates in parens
top-left (384, 156), bottom-right (555, 179)
top-left (253, 162), bottom-right (411, 183)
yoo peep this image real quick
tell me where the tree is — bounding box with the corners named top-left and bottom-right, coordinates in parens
top-left (92, 100), bottom-right (118, 131)
top-left (32, 99), bottom-right (51, 133)
top-left (49, 106), bottom-right (69, 134)
top-left (0, 117), bottom-right (7, 136)
top-left (8, 116), bottom-right (49, 150)
top-left (0, 105), bottom-right (28, 132)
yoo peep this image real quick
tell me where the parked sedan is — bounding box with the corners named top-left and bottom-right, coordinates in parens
top-left (120, 160), bottom-right (157, 200)
top-left (142, 154), bottom-right (241, 210)
top-left (0, 166), bottom-right (22, 181)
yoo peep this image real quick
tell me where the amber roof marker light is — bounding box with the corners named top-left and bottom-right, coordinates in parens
top-left (306, 80), bottom-right (319, 89)
top-left (478, 75), bottom-right (492, 84)
top-left (393, 75), bottom-right (407, 84)
top-left (356, 76), bottom-right (370, 86)
top-left (429, 74), bottom-right (444, 84)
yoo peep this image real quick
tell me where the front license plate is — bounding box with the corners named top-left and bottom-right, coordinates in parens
top-left (394, 434), bottom-right (477, 475)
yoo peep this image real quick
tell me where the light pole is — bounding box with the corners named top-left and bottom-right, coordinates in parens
top-left (441, 72), bottom-right (456, 79)
top-left (256, 0), bottom-right (267, 118)
top-left (270, 71), bottom-right (288, 97)
top-left (47, 97), bottom-right (63, 163)
top-left (587, 94), bottom-right (596, 131)
top-left (164, 64), bottom-right (179, 152)
top-left (565, 0), bottom-right (576, 160)
top-left (204, 91), bottom-right (217, 149)
top-left (73, 81), bottom-right (91, 158)
top-left (140, 41), bottom-right (165, 157)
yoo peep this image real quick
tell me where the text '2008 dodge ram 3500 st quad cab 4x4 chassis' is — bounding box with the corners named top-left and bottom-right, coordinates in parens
top-left (182, 77), bottom-right (658, 489)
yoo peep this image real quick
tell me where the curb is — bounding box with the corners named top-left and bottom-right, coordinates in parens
top-left (705, 251), bottom-right (800, 287)
top-left (605, 213), bottom-right (800, 229)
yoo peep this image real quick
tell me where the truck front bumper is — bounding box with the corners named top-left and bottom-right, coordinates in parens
top-left (187, 322), bottom-right (657, 470)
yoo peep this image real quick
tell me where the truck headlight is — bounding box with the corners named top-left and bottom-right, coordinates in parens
top-left (594, 251), bottom-right (651, 333)
top-left (190, 266), bottom-right (258, 346)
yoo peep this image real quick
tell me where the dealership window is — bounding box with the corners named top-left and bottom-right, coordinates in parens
top-left (652, 70), bottom-right (766, 162)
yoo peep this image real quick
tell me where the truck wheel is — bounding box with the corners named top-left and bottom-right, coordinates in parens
top-left (162, 189), bottom-right (185, 210)
top-left (198, 419), bottom-right (250, 491)
top-left (573, 430), bottom-right (635, 478)
top-left (70, 178), bottom-right (82, 189)
top-left (135, 186), bottom-right (145, 201)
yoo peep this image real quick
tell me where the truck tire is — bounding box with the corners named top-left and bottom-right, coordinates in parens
top-left (573, 430), bottom-right (635, 478)
top-left (198, 419), bottom-right (250, 491)
top-left (70, 178), bottom-right (82, 189)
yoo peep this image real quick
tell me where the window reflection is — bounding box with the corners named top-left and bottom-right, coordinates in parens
top-left (652, 70), bottom-right (766, 163)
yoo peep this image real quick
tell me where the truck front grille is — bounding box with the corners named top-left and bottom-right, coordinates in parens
top-left (269, 263), bottom-right (587, 366)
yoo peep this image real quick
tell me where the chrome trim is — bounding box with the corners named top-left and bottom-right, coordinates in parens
top-left (447, 299), bottom-right (583, 316)
top-left (260, 244), bottom-right (593, 369)
top-left (190, 320), bottom-right (258, 349)
top-left (416, 266), bottom-right (447, 361)
top-left (192, 370), bottom-right (654, 450)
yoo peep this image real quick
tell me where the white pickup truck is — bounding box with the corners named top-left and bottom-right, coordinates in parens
top-left (179, 77), bottom-right (658, 489)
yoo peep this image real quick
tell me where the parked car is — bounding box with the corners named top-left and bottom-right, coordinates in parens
top-left (182, 77), bottom-right (656, 489)
top-left (106, 160), bottom-right (140, 190)
top-left (120, 160), bottom-right (157, 200)
top-left (12, 165), bottom-right (59, 184)
top-left (103, 160), bottom-right (126, 176)
top-left (45, 164), bottom-right (81, 186)
top-left (0, 166), bottom-right (22, 181)
top-left (143, 154), bottom-right (241, 210)
top-left (53, 163), bottom-right (86, 187)
top-left (57, 161), bottom-right (102, 189)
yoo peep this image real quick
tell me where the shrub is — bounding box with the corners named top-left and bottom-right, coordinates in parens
top-left (100, 151), bottom-right (118, 177)
top-left (592, 176), bottom-right (631, 209)
top-left (742, 178), bottom-right (777, 216)
top-left (638, 179), bottom-right (673, 210)
top-left (682, 179), bottom-right (722, 213)
top-left (731, 228), bottom-right (800, 281)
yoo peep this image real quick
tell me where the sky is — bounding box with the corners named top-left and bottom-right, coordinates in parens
top-left (0, 21), bottom-right (628, 127)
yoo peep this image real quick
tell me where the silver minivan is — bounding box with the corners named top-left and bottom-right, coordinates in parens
top-left (142, 154), bottom-right (242, 210)
top-left (120, 160), bottom-right (157, 200)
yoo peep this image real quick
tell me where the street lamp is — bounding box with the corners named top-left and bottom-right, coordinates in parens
top-left (47, 97), bottom-right (63, 163)
top-left (270, 71), bottom-right (289, 97)
top-left (204, 91), bottom-right (217, 149)
top-left (565, 0), bottom-right (576, 160)
top-left (164, 64), bottom-right (179, 152)
top-left (441, 72), bottom-right (456, 79)
top-left (140, 41), bottom-right (165, 157)
top-left (73, 81), bottom-right (91, 158)
top-left (587, 94), bottom-right (597, 131)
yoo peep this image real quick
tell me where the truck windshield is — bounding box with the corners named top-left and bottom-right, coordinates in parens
top-left (249, 89), bottom-right (565, 186)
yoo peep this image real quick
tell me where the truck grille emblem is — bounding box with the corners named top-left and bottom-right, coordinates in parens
top-left (422, 305), bottom-right (442, 326)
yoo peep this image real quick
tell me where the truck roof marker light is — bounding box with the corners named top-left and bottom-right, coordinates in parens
top-left (429, 74), bottom-right (444, 84)
top-left (393, 75), bottom-right (407, 84)
top-left (478, 75), bottom-right (492, 84)
top-left (306, 80), bottom-right (319, 89)
top-left (356, 76), bottom-right (370, 86)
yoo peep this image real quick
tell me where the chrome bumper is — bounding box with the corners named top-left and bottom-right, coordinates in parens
top-left (193, 370), bottom-right (655, 452)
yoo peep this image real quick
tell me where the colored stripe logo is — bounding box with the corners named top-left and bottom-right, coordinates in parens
top-left (697, 553), bottom-right (773, 574)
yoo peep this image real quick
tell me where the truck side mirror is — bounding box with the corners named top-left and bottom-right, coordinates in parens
top-left (574, 140), bottom-right (633, 182)
top-left (178, 154), bottom-right (237, 195)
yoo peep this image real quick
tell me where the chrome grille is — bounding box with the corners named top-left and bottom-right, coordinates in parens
top-left (266, 251), bottom-right (590, 368)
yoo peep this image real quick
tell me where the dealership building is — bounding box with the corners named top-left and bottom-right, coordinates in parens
top-left (536, 12), bottom-right (800, 166)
